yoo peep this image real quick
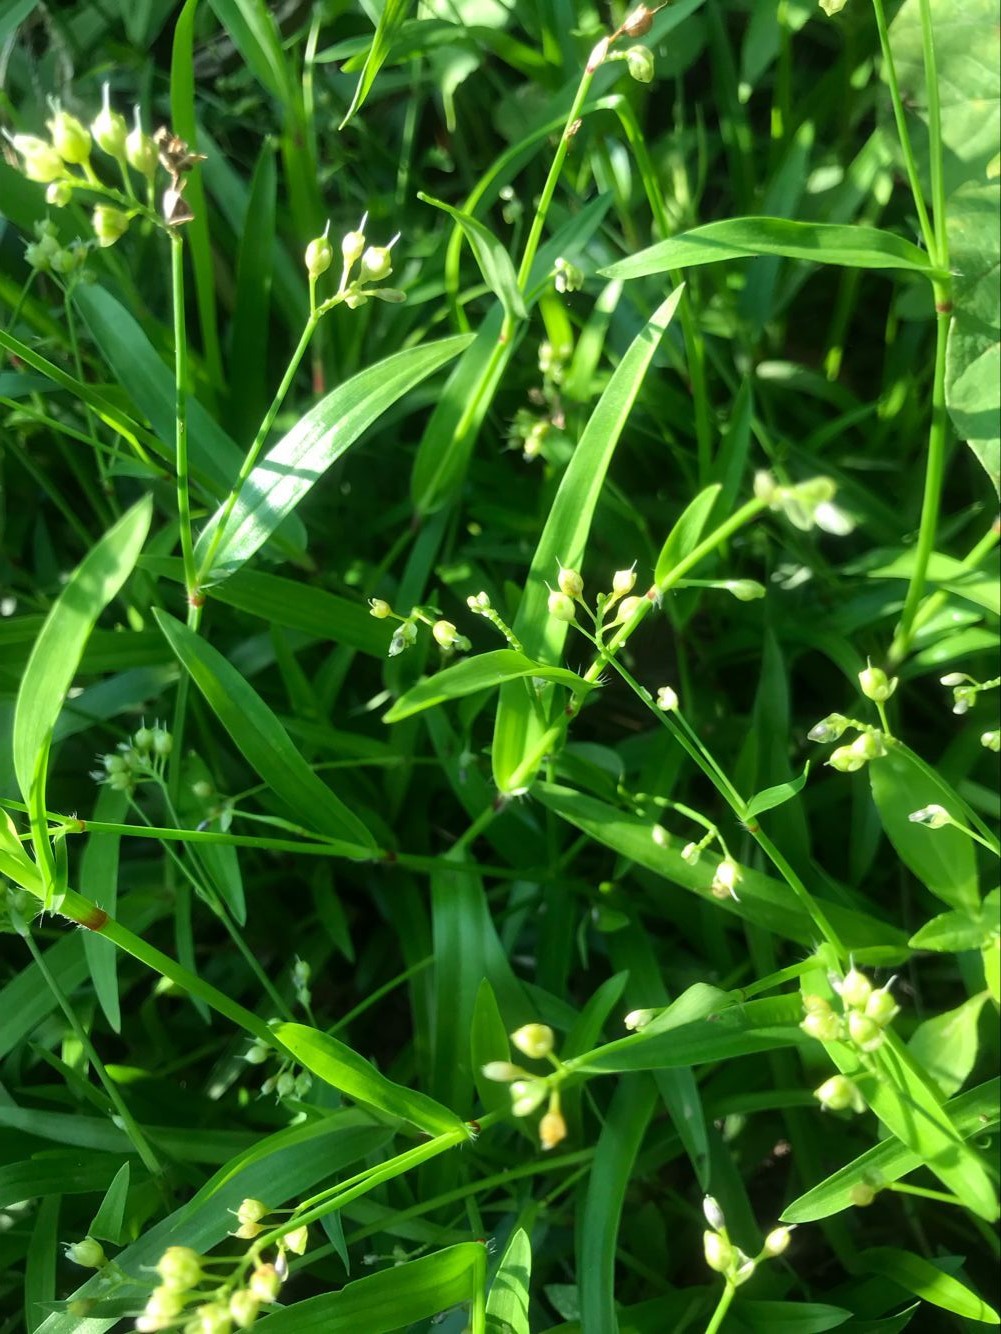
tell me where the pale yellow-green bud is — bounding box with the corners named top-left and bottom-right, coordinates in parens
top-left (850, 1181), bottom-right (876, 1207)
top-left (156, 1245), bottom-right (202, 1291)
top-left (92, 205), bottom-right (129, 248)
top-left (851, 730), bottom-right (886, 762)
top-left (907, 803), bottom-right (950, 829)
top-left (814, 1074), bottom-right (863, 1112)
top-left (625, 45), bottom-right (655, 83)
top-left (703, 1195), bottom-right (726, 1231)
top-left (341, 216), bottom-right (367, 266)
top-left (612, 566), bottom-right (637, 596)
top-left (858, 663), bottom-right (897, 703)
top-left (359, 243), bottom-right (394, 282)
top-left (481, 1060), bottom-right (527, 1081)
top-left (237, 1198), bottom-right (269, 1226)
top-left (192, 1301), bottom-right (231, 1333)
top-left (726, 579), bottom-right (766, 601)
top-left (249, 1264), bottom-right (282, 1303)
top-left (539, 1104), bottom-right (567, 1150)
top-left (981, 729), bottom-right (1000, 752)
top-left (47, 106), bottom-right (91, 164)
top-left (8, 133), bottom-right (64, 182)
top-left (305, 232), bottom-right (334, 279)
top-left (229, 1290), bottom-right (260, 1329)
top-left (703, 1230), bottom-right (733, 1273)
top-left (284, 1224), bottom-right (308, 1255)
top-left (865, 983), bottom-right (900, 1027)
top-left (763, 1225), bottom-right (793, 1256)
top-left (91, 84), bottom-right (128, 156)
top-left (557, 565), bottom-right (584, 598)
top-left (838, 967), bottom-right (872, 1009)
top-left (432, 619), bottom-right (459, 649)
top-left (624, 1008), bottom-right (656, 1031)
top-left (126, 108), bottom-right (158, 178)
top-left (46, 179), bottom-right (73, 207)
top-left (800, 1009), bottom-right (842, 1042)
top-left (710, 859), bottom-right (740, 901)
top-left (511, 1023), bottom-right (554, 1059)
top-left (808, 713), bottom-right (850, 743)
top-left (847, 1010), bottom-right (885, 1053)
top-left (139, 1286), bottom-right (185, 1329)
top-left (548, 589), bottom-right (576, 622)
top-left (615, 594), bottom-right (644, 624)
top-left (65, 1237), bottom-right (106, 1268)
top-left (828, 744), bottom-right (865, 773)
top-left (369, 597), bottom-right (392, 619)
top-left (509, 1078), bottom-right (547, 1116)
top-left (656, 685), bottom-right (679, 711)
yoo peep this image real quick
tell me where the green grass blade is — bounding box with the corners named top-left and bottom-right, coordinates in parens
top-left (384, 649), bottom-right (590, 723)
top-left (340, 0), bottom-right (416, 129)
top-left (257, 1244), bottom-right (486, 1333)
top-left (857, 1247), bottom-right (999, 1324)
top-left (205, 0), bottom-right (294, 103)
top-left (418, 192), bottom-right (527, 320)
top-left (273, 1022), bottom-right (468, 1136)
top-left (487, 1227), bottom-right (532, 1334)
top-left (154, 610), bottom-right (376, 849)
top-left (229, 141), bottom-right (277, 442)
top-left (194, 334), bottom-right (471, 582)
top-left (80, 787), bottom-right (129, 1034)
top-left (655, 483), bottom-right (723, 583)
top-left (601, 219), bottom-right (943, 280)
top-left (13, 498), bottom-right (151, 904)
top-left (491, 288), bottom-right (684, 794)
top-left (577, 1075), bottom-right (657, 1331)
top-left (88, 1162), bottom-right (130, 1246)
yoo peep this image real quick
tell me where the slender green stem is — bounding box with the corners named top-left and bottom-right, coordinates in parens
top-left (704, 1280), bottom-right (736, 1334)
top-left (917, 0), bottom-right (947, 257)
top-left (23, 927), bottom-right (165, 1178)
top-left (869, 0), bottom-right (937, 260)
top-left (171, 232), bottom-right (197, 601)
top-left (889, 287), bottom-right (951, 662)
top-left (195, 312), bottom-right (319, 585)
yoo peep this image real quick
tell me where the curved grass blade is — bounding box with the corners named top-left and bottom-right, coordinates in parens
top-left (487, 1227), bottom-right (532, 1334)
top-left (13, 497), bottom-right (152, 906)
top-left (195, 334), bottom-right (471, 582)
top-left (340, 0), bottom-right (415, 129)
top-left (257, 1244), bottom-right (486, 1333)
top-left (418, 192), bottom-right (526, 320)
top-left (273, 1022), bottom-right (468, 1137)
top-left (857, 1247), bottom-right (999, 1324)
top-left (492, 289), bottom-right (684, 794)
top-left (601, 219), bottom-right (943, 281)
top-left (80, 787), bottom-right (129, 1034)
top-left (154, 610), bottom-right (376, 849)
top-left (655, 482), bottom-right (722, 583)
top-left (384, 649), bottom-right (589, 723)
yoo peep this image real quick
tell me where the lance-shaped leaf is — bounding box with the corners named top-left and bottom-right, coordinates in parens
top-left (418, 192), bottom-right (526, 320)
top-left (384, 649), bottom-right (590, 723)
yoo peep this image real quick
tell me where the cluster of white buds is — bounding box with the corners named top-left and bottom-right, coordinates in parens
top-left (5, 87), bottom-right (164, 249)
top-left (291, 958), bottom-right (311, 1010)
top-left (701, 1197), bottom-right (759, 1289)
top-left (466, 590), bottom-right (523, 651)
top-left (753, 472), bottom-right (854, 535)
top-left (656, 685), bottom-right (679, 712)
top-left (807, 708), bottom-right (889, 774)
top-left (304, 212), bottom-right (404, 310)
top-left (482, 1024), bottom-right (567, 1151)
top-left (554, 256), bottom-right (584, 294)
top-left (709, 858), bottom-right (742, 902)
top-left (623, 1007), bottom-right (658, 1031)
top-left (941, 671), bottom-right (999, 718)
top-left (801, 965), bottom-right (900, 1055)
top-left (369, 596), bottom-right (471, 658)
top-left (23, 218), bottom-right (91, 279)
top-left (907, 803), bottom-right (952, 831)
top-left (135, 1237), bottom-right (291, 1331)
top-left (91, 722), bottom-right (173, 794)
top-left (243, 1021), bottom-right (312, 1102)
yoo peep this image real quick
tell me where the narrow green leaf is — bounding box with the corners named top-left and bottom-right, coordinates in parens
top-left (206, 0), bottom-right (294, 102)
top-left (578, 1076), bottom-right (657, 1331)
top-left (492, 289), bottom-right (685, 794)
top-left (13, 498), bottom-right (151, 903)
top-left (783, 1079), bottom-right (999, 1223)
top-left (857, 1247), bottom-right (999, 1324)
top-left (340, 0), bottom-right (415, 129)
top-left (154, 611), bottom-right (375, 849)
top-left (419, 192), bottom-right (527, 320)
top-left (745, 763), bottom-right (810, 819)
top-left (601, 219), bottom-right (942, 280)
top-left (655, 483), bottom-right (722, 584)
top-left (88, 1162), bottom-right (131, 1246)
top-left (230, 142), bottom-right (277, 440)
top-left (733, 1301), bottom-right (851, 1332)
top-left (254, 1244), bottom-right (486, 1333)
top-left (870, 745), bottom-right (979, 914)
top-left (80, 787), bottom-right (129, 1034)
top-left (385, 649), bottom-right (590, 723)
top-left (194, 334), bottom-right (471, 582)
top-left (471, 979), bottom-right (513, 1117)
top-left (273, 1022), bottom-right (468, 1137)
top-left (487, 1228), bottom-right (532, 1334)
top-left (25, 1195), bottom-right (59, 1334)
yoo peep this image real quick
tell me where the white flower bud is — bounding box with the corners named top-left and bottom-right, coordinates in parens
top-left (814, 1074), bottom-right (864, 1112)
top-left (249, 1264), bottom-right (282, 1303)
top-left (47, 105), bottom-right (91, 164)
top-left (827, 744), bottom-right (866, 773)
top-left (511, 1023), bottom-right (554, 1059)
top-left (808, 713), bottom-right (850, 743)
top-left (92, 205), bottom-right (129, 248)
top-left (305, 232), bottom-right (333, 278)
top-left (703, 1230), bottom-right (733, 1273)
top-left (341, 214), bottom-right (368, 265)
top-left (858, 664), bottom-right (897, 703)
top-left (557, 565), bottom-right (584, 598)
top-left (981, 729), bottom-right (1000, 752)
top-left (65, 1237), bottom-right (106, 1268)
top-left (284, 1224), bottom-right (308, 1255)
top-left (237, 1197), bottom-right (269, 1226)
top-left (865, 982), bottom-right (900, 1027)
top-left (800, 1009), bottom-right (842, 1042)
top-left (656, 685), bottom-right (679, 711)
top-left (838, 967), bottom-right (872, 1009)
top-left (548, 589), bottom-right (576, 622)
top-left (726, 579), bottom-right (766, 601)
top-left (509, 1078), bottom-right (548, 1116)
top-left (703, 1195), bottom-right (726, 1231)
top-left (907, 803), bottom-right (950, 829)
top-left (91, 84), bottom-right (128, 156)
top-left (848, 1010), bottom-right (885, 1053)
top-left (7, 132), bottom-right (64, 182)
top-left (359, 242), bottom-right (395, 282)
top-left (710, 859), bottom-right (741, 901)
top-left (481, 1060), bottom-right (527, 1082)
top-left (368, 597), bottom-right (392, 618)
top-left (763, 1226), bottom-right (793, 1256)
top-left (612, 566), bottom-right (637, 596)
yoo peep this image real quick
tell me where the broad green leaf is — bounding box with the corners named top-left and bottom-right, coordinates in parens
top-left (194, 334), bottom-right (471, 582)
top-left (340, 0), bottom-right (415, 128)
top-left (908, 992), bottom-right (989, 1097)
top-left (487, 1228), bottom-right (532, 1334)
top-left (866, 547), bottom-right (1000, 615)
top-left (385, 649), bottom-right (590, 723)
top-left (273, 1022), bottom-right (468, 1136)
top-left (536, 783), bottom-right (908, 956)
top-left (0, 1152), bottom-right (123, 1210)
top-left (154, 611), bottom-right (375, 849)
top-left (36, 1114), bottom-right (390, 1334)
top-left (655, 483), bottom-right (722, 584)
top-left (578, 1076), bottom-right (657, 1333)
top-left (88, 1162), bottom-right (130, 1246)
top-left (13, 498), bottom-right (152, 904)
top-left (251, 1245), bottom-right (486, 1333)
top-left (944, 180), bottom-right (1000, 494)
top-left (733, 1301), bottom-right (851, 1332)
top-left (857, 1247), bottom-right (999, 1324)
top-left (492, 289), bottom-right (684, 794)
top-left (783, 1079), bottom-right (999, 1222)
top-left (601, 219), bottom-right (941, 281)
top-left (985, 936), bottom-right (1000, 1003)
top-left (419, 192), bottom-right (526, 320)
top-left (745, 763), bottom-right (810, 819)
top-left (909, 908), bottom-right (989, 952)
top-left (869, 745), bottom-right (979, 914)
top-left (568, 995), bottom-right (806, 1074)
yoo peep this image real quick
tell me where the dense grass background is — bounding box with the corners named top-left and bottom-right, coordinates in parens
top-left (0, 1), bottom-right (998, 1331)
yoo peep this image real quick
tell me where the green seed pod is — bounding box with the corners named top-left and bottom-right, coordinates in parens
top-left (92, 205), bottom-right (129, 248)
top-left (625, 45), bottom-right (655, 84)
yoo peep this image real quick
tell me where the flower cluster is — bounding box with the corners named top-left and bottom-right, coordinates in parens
top-left (243, 1021), bottom-right (313, 1102)
top-left (940, 671), bottom-right (1000, 741)
top-left (22, 218), bottom-right (90, 281)
top-left (807, 708), bottom-right (889, 775)
top-left (5, 85), bottom-right (169, 249)
top-left (801, 965), bottom-right (900, 1057)
top-left (701, 1195), bottom-right (792, 1291)
top-left (304, 213), bottom-right (404, 311)
top-left (91, 723), bottom-right (173, 795)
top-left (482, 1023), bottom-right (568, 1151)
top-left (545, 560), bottom-right (649, 639)
top-left (753, 471), bottom-right (854, 535)
top-left (368, 595), bottom-right (472, 658)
